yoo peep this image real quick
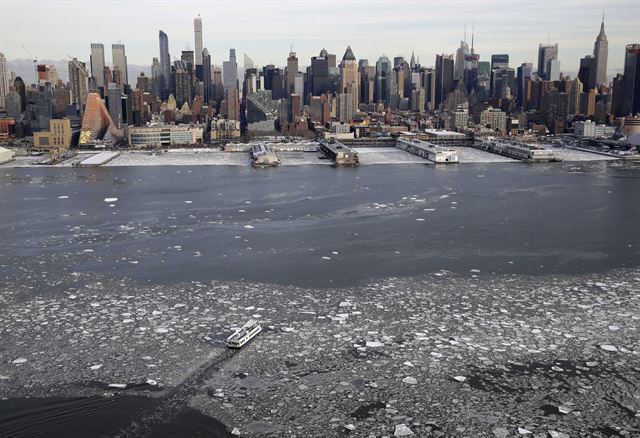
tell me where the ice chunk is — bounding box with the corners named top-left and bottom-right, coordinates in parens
top-left (518, 428), bottom-right (532, 434)
top-left (90, 364), bottom-right (103, 370)
top-left (600, 344), bottom-right (618, 352)
top-left (184, 200), bottom-right (192, 204)
top-left (155, 327), bottom-right (169, 334)
top-left (231, 428), bottom-right (241, 436)
top-left (549, 432), bottom-right (570, 438)
top-left (492, 428), bottom-right (508, 438)
top-left (322, 256), bottom-right (332, 260)
top-left (344, 424), bottom-right (356, 431)
top-left (453, 375), bottom-right (467, 382)
top-left (108, 383), bottom-right (127, 389)
top-left (403, 361), bottom-right (414, 367)
top-left (402, 376), bottom-right (417, 385)
top-left (146, 379), bottom-right (158, 386)
top-left (394, 423), bottom-right (414, 436)
top-left (11, 358), bottom-right (27, 364)
top-left (281, 327), bottom-right (295, 332)
top-left (243, 225), bottom-right (254, 229)
top-left (366, 341), bottom-right (384, 348)
top-left (104, 197), bottom-right (118, 203)
top-left (58, 195), bottom-right (69, 199)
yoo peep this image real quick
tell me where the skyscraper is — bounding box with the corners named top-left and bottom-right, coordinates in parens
top-left (68, 58), bottom-right (88, 115)
top-left (112, 44), bottom-right (128, 86)
top-left (454, 40), bottom-right (469, 81)
top-left (286, 51), bottom-right (298, 95)
top-left (516, 63), bottom-right (533, 109)
top-left (340, 46), bottom-right (359, 108)
top-left (159, 30), bottom-right (171, 100)
top-left (244, 53), bottom-right (254, 72)
top-left (375, 55), bottom-right (391, 106)
top-left (0, 52), bottom-right (8, 110)
top-left (578, 55), bottom-right (596, 90)
top-left (622, 44), bottom-right (640, 116)
top-left (538, 43), bottom-right (558, 80)
top-left (202, 48), bottom-right (212, 104)
top-left (593, 15), bottom-right (608, 86)
top-left (194, 15), bottom-right (203, 81)
top-left (90, 43), bottom-right (106, 89)
top-left (435, 54), bottom-right (454, 108)
top-left (223, 49), bottom-right (238, 91)
top-left (311, 49), bottom-right (331, 96)
top-left (107, 83), bottom-right (122, 128)
top-left (151, 57), bottom-right (161, 99)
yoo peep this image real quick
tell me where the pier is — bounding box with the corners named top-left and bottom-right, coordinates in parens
top-left (319, 140), bottom-right (359, 166)
top-left (250, 144), bottom-right (280, 167)
top-left (395, 138), bottom-right (459, 163)
top-left (77, 151), bottom-right (121, 167)
top-left (473, 139), bottom-right (561, 162)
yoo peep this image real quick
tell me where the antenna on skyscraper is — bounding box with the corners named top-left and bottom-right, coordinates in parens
top-left (464, 23), bottom-right (467, 43)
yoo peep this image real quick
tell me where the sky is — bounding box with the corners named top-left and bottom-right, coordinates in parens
top-left (1, 0), bottom-right (639, 79)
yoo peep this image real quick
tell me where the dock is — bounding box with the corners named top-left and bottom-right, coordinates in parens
top-left (250, 144), bottom-right (280, 167)
top-left (473, 139), bottom-right (561, 162)
top-left (77, 151), bottom-right (121, 167)
top-left (319, 140), bottom-right (359, 166)
top-left (395, 138), bottom-right (459, 163)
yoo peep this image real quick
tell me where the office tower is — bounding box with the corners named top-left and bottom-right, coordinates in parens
top-left (68, 58), bottom-right (88, 115)
top-left (14, 77), bottom-right (27, 112)
top-left (136, 73), bottom-right (151, 92)
top-left (288, 94), bottom-right (301, 123)
top-left (359, 59), bottom-right (375, 104)
top-left (622, 44), bottom-right (640, 116)
top-left (516, 63), bottom-right (533, 109)
top-left (159, 30), bottom-right (171, 100)
top-left (579, 88), bottom-right (596, 116)
top-left (375, 55), bottom-right (391, 106)
top-left (5, 89), bottom-right (21, 119)
top-left (107, 83), bottom-right (122, 128)
top-left (547, 59), bottom-right (561, 81)
top-left (593, 15), bottom-right (608, 86)
top-left (286, 51), bottom-right (298, 95)
top-left (435, 54), bottom-right (454, 108)
top-left (0, 52), bottom-right (8, 110)
top-left (223, 49), bottom-right (238, 91)
top-left (538, 43), bottom-right (558, 80)
top-left (340, 46), bottom-right (359, 108)
top-left (194, 14), bottom-right (203, 80)
top-left (421, 67), bottom-right (436, 111)
top-left (311, 49), bottom-right (331, 96)
top-left (455, 40), bottom-right (469, 81)
top-left (202, 48), bottom-right (212, 103)
top-left (578, 56), bottom-right (596, 90)
top-left (244, 53), bottom-right (254, 72)
top-left (90, 43), bottom-right (106, 89)
top-left (112, 44), bottom-right (128, 86)
top-left (151, 57), bottom-right (161, 99)
top-left (54, 85), bottom-right (70, 117)
top-left (79, 92), bottom-right (122, 145)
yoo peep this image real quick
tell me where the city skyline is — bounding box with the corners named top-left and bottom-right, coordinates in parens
top-left (1, 0), bottom-right (639, 79)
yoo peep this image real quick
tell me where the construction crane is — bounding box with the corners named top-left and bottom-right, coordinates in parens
top-left (21, 45), bottom-right (38, 84)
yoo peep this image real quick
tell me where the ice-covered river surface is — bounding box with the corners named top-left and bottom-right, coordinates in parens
top-left (1, 161), bottom-right (640, 437)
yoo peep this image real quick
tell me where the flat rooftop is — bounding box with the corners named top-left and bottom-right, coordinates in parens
top-left (423, 129), bottom-right (467, 137)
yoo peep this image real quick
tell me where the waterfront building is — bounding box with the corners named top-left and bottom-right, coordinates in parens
top-left (79, 92), bottom-right (122, 145)
top-left (480, 107), bottom-right (507, 134)
top-left (33, 117), bottom-right (73, 149)
top-left (128, 124), bottom-right (204, 147)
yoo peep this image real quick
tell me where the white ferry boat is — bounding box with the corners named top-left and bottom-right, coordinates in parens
top-left (227, 320), bottom-right (262, 348)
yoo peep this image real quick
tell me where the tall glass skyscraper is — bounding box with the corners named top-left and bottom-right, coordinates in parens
top-left (159, 30), bottom-right (171, 100)
top-left (194, 15), bottom-right (203, 81)
top-left (90, 43), bottom-right (105, 89)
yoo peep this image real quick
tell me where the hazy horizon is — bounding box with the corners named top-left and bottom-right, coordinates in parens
top-left (1, 0), bottom-right (639, 79)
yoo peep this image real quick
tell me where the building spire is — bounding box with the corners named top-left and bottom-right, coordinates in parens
top-left (600, 10), bottom-right (605, 33)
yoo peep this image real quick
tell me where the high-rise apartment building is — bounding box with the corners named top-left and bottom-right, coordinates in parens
top-left (202, 48), bottom-right (212, 104)
top-left (68, 58), bottom-right (88, 115)
top-left (107, 83), bottom-right (122, 128)
top-left (90, 43), bottom-right (106, 89)
top-left (112, 44), bottom-right (128, 86)
top-left (159, 30), bottom-right (171, 100)
top-left (151, 57), bottom-right (161, 99)
top-left (194, 14), bottom-right (203, 80)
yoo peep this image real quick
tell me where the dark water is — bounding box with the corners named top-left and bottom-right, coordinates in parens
top-left (2, 161), bottom-right (640, 288)
top-left (1, 161), bottom-right (640, 436)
